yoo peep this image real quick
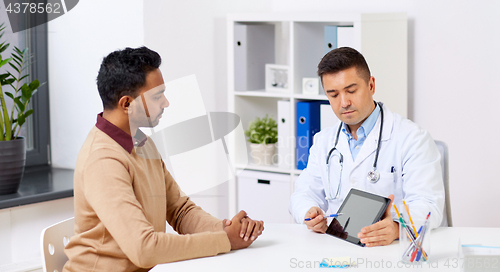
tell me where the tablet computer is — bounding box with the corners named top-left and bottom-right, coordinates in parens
top-left (326, 188), bottom-right (391, 247)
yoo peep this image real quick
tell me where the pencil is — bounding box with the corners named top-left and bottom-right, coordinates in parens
top-left (392, 204), bottom-right (401, 217)
top-left (402, 200), bottom-right (418, 237)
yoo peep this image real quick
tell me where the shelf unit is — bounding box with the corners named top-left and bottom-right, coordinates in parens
top-left (227, 13), bottom-right (407, 219)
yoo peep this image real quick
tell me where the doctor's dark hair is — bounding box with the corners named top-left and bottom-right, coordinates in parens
top-left (317, 47), bottom-right (371, 84)
top-left (97, 46), bottom-right (162, 110)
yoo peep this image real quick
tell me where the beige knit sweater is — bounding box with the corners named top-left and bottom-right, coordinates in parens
top-left (63, 121), bottom-right (231, 272)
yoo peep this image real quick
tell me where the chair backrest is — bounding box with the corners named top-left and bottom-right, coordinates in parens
top-left (435, 141), bottom-right (453, 227)
top-left (40, 217), bottom-right (74, 272)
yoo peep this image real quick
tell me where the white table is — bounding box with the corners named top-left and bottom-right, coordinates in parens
top-left (151, 224), bottom-right (500, 272)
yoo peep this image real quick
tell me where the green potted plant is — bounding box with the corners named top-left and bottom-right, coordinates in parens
top-left (0, 22), bottom-right (40, 195)
top-left (244, 114), bottom-right (278, 166)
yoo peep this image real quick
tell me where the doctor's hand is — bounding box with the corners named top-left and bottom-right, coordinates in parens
top-left (304, 207), bottom-right (328, 233)
top-left (357, 194), bottom-right (399, 247)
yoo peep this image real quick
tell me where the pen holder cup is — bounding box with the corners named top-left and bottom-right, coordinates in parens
top-left (399, 218), bottom-right (431, 264)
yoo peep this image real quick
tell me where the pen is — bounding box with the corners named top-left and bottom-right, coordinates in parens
top-left (413, 212), bottom-right (430, 244)
top-left (410, 246), bottom-right (419, 262)
top-left (410, 221), bottom-right (426, 262)
top-left (395, 208), bottom-right (417, 244)
top-left (398, 215), bottom-right (416, 240)
top-left (404, 212), bottom-right (430, 261)
top-left (412, 215), bottom-right (430, 262)
top-left (396, 206), bottom-right (428, 261)
top-left (414, 213), bottom-right (431, 262)
top-left (304, 213), bottom-right (343, 221)
top-left (414, 228), bottom-right (426, 263)
top-left (416, 247), bottom-right (423, 262)
top-left (400, 213), bottom-right (428, 261)
top-left (343, 217), bottom-right (350, 231)
top-left (398, 212), bottom-right (420, 260)
top-left (401, 218), bottom-right (427, 261)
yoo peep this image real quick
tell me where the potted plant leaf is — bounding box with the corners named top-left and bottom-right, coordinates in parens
top-left (0, 22), bottom-right (40, 195)
top-left (244, 114), bottom-right (278, 166)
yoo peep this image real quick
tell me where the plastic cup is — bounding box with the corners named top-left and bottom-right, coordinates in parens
top-left (399, 218), bottom-right (431, 264)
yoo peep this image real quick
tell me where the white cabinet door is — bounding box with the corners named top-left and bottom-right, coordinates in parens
top-left (237, 170), bottom-right (292, 223)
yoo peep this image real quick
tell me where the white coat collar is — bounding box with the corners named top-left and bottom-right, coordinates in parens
top-left (337, 102), bottom-right (395, 166)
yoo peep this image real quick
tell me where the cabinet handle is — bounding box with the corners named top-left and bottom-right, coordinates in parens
top-left (258, 179), bottom-right (270, 185)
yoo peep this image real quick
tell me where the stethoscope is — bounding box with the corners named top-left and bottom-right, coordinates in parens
top-left (325, 102), bottom-right (384, 200)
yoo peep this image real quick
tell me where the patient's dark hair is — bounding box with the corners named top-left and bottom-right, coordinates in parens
top-left (317, 47), bottom-right (371, 84)
top-left (97, 46), bottom-right (161, 109)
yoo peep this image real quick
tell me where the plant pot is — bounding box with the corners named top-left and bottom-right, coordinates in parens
top-left (0, 137), bottom-right (26, 195)
top-left (250, 143), bottom-right (276, 166)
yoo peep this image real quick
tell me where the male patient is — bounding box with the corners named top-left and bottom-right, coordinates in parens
top-left (63, 47), bottom-right (263, 272)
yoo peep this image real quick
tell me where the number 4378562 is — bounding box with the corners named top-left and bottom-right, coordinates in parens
top-left (6, 2), bottom-right (61, 14)
top-left (444, 257), bottom-right (499, 269)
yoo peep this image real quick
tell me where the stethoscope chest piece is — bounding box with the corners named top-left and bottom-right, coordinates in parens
top-left (367, 169), bottom-right (380, 183)
top-left (326, 101), bottom-right (384, 199)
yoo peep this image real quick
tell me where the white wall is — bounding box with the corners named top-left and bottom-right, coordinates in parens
top-left (0, 198), bottom-right (74, 270)
top-left (405, 1), bottom-right (500, 228)
top-left (263, 0), bottom-right (500, 228)
top-left (49, 0), bottom-right (500, 227)
top-left (48, 0), bottom-right (144, 168)
top-left (143, 0), bottom-right (273, 111)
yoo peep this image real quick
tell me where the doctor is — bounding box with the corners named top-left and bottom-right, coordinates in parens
top-left (289, 47), bottom-right (444, 247)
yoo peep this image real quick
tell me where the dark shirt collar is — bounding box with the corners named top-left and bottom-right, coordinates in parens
top-left (95, 113), bottom-right (147, 153)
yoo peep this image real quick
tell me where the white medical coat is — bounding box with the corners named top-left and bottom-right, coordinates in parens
top-left (289, 104), bottom-right (445, 229)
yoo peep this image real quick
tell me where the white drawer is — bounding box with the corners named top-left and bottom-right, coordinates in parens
top-left (237, 170), bottom-right (292, 223)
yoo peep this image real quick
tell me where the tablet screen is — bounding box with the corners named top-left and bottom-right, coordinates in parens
top-left (326, 189), bottom-right (390, 246)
